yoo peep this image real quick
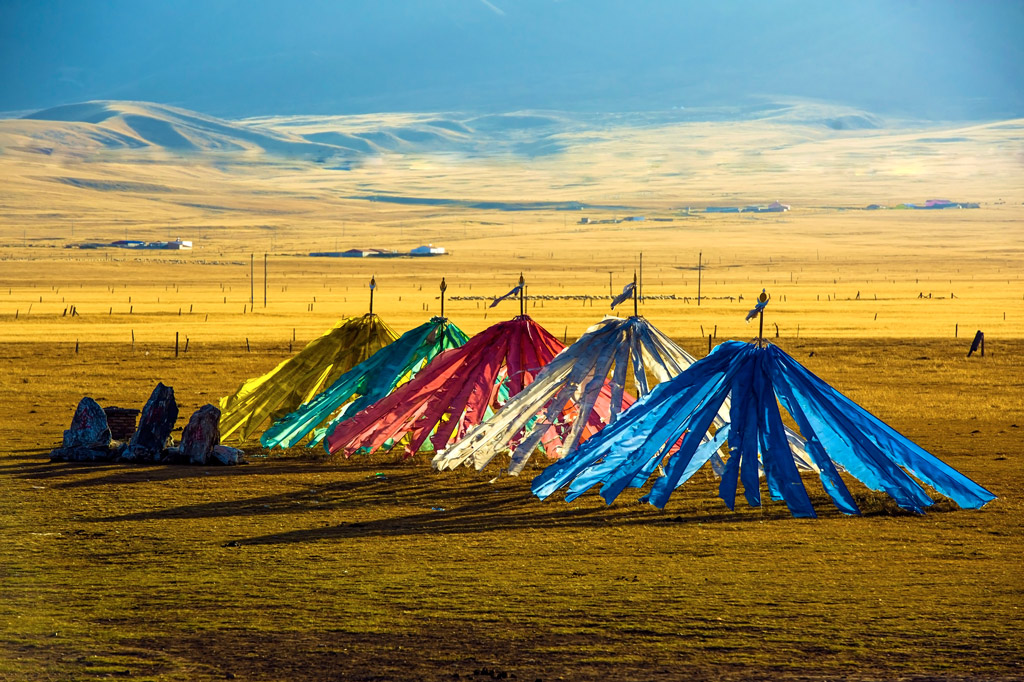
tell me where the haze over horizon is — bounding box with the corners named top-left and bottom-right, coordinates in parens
top-left (2, 0), bottom-right (1022, 121)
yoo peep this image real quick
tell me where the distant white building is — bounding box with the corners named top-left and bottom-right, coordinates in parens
top-left (410, 244), bottom-right (446, 256)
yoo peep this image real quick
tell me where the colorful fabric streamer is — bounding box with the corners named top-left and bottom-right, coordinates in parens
top-left (610, 282), bottom-right (635, 309)
top-left (533, 340), bottom-right (995, 518)
top-left (489, 284), bottom-right (523, 308)
top-left (218, 314), bottom-right (399, 442)
top-left (260, 317), bottom-right (469, 449)
top-left (745, 299), bottom-right (768, 322)
top-left (325, 316), bottom-right (564, 457)
top-left (435, 315), bottom-right (685, 474)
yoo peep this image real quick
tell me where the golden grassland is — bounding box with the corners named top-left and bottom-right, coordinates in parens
top-left (2, 339), bottom-right (1023, 681)
top-left (1, 113), bottom-right (1023, 679)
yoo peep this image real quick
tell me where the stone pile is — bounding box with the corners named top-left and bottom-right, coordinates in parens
top-left (50, 384), bottom-right (244, 466)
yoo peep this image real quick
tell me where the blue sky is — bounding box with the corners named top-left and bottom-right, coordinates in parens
top-left (1, 0), bottom-right (1021, 118)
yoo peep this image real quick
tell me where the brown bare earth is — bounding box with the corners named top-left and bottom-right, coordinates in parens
top-left (1, 106), bottom-right (1023, 680)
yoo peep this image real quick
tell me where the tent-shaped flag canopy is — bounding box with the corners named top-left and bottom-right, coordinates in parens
top-left (533, 340), bottom-right (996, 518)
top-left (324, 315), bottom-right (564, 458)
top-left (218, 313), bottom-right (399, 442)
top-left (260, 316), bottom-right (470, 449)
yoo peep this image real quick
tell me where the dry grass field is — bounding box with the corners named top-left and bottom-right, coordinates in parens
top-left (1, 105), bottom-right (1023, 680)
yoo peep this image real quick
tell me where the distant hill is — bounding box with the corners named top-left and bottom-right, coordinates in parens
top-left (18, 101), bottom-right (345, 158)
top-left (1, 96), bottom-right (1020, 223)
top-left (1, 98), bottom-right (899, 162)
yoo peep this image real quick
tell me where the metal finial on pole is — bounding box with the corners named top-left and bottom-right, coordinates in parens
top-left (369, 275), bottom-right (376, 315)
top-left (440, 277), bottom-right (447, 318)
top-left (633, 270), bottom-right (638, 318)
top-left (519, 273), bottom-right (525, 317)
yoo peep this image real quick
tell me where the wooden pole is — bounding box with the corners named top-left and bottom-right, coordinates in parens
top-left (369, 276), bottom-right (376, 315)
top-left (519, 273), bottom-right (525, 317)
top-left (968, 330), bottom-right (984, 357)
top-left (175, 331), bottom-right (179, 357)
top-left (250, 253), bottom-right (254, 309)
top-left (633, 271), bottom-right (638, 318)
top-left (757, 290), bottom-right (769, 346)
top-left (440, 277), bottom-right (447, 318)
top-left (263, 253), bottom-right (267, 308)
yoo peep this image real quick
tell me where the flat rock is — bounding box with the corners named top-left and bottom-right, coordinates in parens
top-left (50, 443), bottom-right (112, 462)
top-left (211, 445), bottom-right (245, 466)
top-left (181, 404), bottom-right (221, 465)
top-left (158, 446), bottom-right (187, 464)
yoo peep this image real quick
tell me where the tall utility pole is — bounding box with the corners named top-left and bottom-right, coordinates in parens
top-left (697, 251), bottom-right (702, 306)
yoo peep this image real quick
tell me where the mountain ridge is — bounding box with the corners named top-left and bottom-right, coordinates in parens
top-left (2, 98), bottom-right (905, 163)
